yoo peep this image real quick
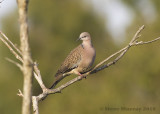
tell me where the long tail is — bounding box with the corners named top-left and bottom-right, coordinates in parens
top-left (49, 74), bottom-right (64, 89)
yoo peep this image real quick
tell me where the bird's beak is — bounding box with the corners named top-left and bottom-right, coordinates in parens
top-left (76, 37), bottom-right (81, 41)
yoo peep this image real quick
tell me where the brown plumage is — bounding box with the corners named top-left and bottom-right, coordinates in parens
top-left (50, 32), bottom-right (96, 89)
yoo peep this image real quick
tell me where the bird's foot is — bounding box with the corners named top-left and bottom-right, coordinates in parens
top-left (73, 71), bottom-right (87, 79)
top-left (78, 72), bottom-right (82, 76)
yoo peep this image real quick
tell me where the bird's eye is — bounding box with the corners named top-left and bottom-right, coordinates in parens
top-left (83, 36), bottom-right (87, 38)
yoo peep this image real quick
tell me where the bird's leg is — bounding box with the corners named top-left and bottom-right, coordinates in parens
top-left (75, 71), bottom-right (87, 79)
top-left (72, 70), bottom-right (84, 77)
top-left (73, 70), bottom-right (82, 76)
top-left (72, 69), bottom-right (87, 79)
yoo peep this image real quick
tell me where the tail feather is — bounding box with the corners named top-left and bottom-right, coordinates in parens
top-left (49, 74), bottom-right (64, 89)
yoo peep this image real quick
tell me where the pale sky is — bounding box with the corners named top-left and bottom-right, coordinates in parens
top-left (0, 0), bottom-right (17, 28)
top-left (0, 0), bottom-right (16, 18)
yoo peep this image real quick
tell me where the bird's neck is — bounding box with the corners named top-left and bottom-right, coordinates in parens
top-left (82, 40), bottom-right (93, 48)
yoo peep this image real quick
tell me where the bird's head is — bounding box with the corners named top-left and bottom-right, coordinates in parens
top-left (77, 32), bottom-right (91, 41)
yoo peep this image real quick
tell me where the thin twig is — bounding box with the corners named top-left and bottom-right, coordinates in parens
top-left (5, 58), bottom-right (23, 70)
top-left (0, 35), bottom-right (23, 62)
top-left (33, 62), bottom-right (47, 91)
top-left (89, 25), bottom-right (145, 73)
top-left (0, 31), bottom-right (47, 93)
top-left (91, 45), bottom-right (129, 72)
top-left (0, 31), bottom-right (22, 56)
top-left (135, 37), bottom-right (160, 45)
top-left (0, 31), bottom-right (47, 92)
top-left (91, 46), bottom-right (130, 74)
top-left (129, 25), bottom-right (145, 45)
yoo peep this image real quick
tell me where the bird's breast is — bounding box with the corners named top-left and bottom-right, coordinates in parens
top-left (78, 46), bottom-right (96, 72)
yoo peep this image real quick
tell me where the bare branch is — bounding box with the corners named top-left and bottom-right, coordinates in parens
top-left (5, 58), bottom-right (23, 70)
top-left (129, 25), bottom-right (145, 45)
top-left (17, 0), bottom-right (33, 114)
top-left (89, 25), bottom-right (145, 74)
top-left (33, 62), bottom-right (47, 91)
top-left (134, 36), bottom-right (160, 45)
top-left (0, 30), bottom-right (45, 114)
top-left (91, 45), bottom-right (129, 72)
top-left (0, 31), bottom-right (22, 56)
top-left (0, 31), bottom-right (47, 91)
top-left (91, 46), bottom-right (129, 74)
top-left (32, 96), bottom-right (39, 114)
top-left (0, 33), bottom-right (23, 62)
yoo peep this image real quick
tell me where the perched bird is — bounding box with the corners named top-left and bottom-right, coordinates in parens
top-left (50, 32), bottom-right (96, 89)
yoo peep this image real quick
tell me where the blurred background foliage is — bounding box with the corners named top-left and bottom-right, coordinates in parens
top-left (0, 0), bottom-right (160, 114)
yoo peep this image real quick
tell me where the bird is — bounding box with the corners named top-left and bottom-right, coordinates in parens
top-left (50, 32), bottom-right (96, 89)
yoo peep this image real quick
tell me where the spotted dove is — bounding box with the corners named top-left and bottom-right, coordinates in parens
top-left (50, 32), bottom-right (96, 89)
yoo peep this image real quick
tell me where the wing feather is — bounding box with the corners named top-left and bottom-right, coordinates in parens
top-left (55, 45), bottom-right (82, 77)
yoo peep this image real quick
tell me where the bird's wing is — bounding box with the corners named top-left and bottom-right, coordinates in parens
top-left (55, 45), bottom-right (83, 77)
